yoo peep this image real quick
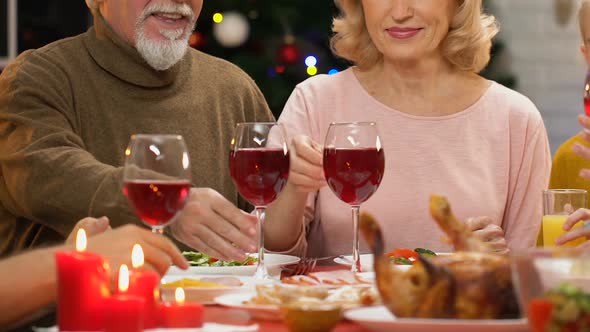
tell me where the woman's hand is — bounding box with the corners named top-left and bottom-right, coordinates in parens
top-left (556, 208), bottom-right (590, 248)
top-left (65, 216), bottom-right (111, 245)
top-left (466, 216), bottom-right (509, 254)
top-left (287, 135), bottom-right (326, 193)
top-left (86, 224), bottom-right (189, 276)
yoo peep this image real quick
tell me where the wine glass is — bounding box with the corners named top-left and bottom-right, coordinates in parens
top-left (229, 123), bottom-right (290, 279)
top-left (584, 70), bottom-right (590, 116)
top-left (323, 122), bottom-right (385, 272)
top-left (123, 134), bottom-right (192, 234)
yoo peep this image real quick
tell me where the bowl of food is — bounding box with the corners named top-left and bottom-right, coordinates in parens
top-left (511, 247), bottom-right (590, 332)
top-left (281, 302), bottom-right (342, 332)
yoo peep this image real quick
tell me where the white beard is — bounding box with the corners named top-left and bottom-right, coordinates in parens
top-left (134, 3), bottom-right (196, 71)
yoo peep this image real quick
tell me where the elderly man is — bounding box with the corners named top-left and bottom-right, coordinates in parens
top-left (0, 0), bottom-right (273, 260)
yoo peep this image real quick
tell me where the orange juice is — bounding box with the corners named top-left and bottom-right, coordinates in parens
top-left (542, 215), bottom-right (586, 247)
top-left (536, 222), bottom-right (543, 247)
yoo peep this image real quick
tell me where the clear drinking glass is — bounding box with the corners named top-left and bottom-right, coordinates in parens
top-left (123, 134), bottom-right (192, 234)
top-left (584, 70), bottom-right (590, 116)
top-left (541, 189), bottom-right (587, 247)
top-left (323, 122), bottom-right (385, 272)
top-left (229, 123), bottom-right (290, 279)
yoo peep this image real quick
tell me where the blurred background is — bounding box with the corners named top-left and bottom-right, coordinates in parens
top-left (0, 0), bottom-right (585, 154)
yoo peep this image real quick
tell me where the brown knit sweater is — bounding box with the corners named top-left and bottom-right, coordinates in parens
top-left (0, 15), bottom-right (274, 256)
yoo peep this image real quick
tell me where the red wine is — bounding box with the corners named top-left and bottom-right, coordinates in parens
top-left (323, 147), bottom-right (385, 205)
top-left (123, 180), bottom-right (191, 226)
top-left (229, 148), bottom-right (289, 207)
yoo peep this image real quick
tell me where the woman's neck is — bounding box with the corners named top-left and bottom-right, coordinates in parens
top-left (354, 57), bottom-right (487, 117)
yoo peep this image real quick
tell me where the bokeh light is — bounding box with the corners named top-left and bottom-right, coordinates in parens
top-left (304, 56), bottom-right (317, 67)
top-left (213, 13), bottom-right (223, 23)
top-left (307, 66), bottom-right (318, 76)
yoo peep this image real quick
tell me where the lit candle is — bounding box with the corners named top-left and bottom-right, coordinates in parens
top-left (55, 229), bottom-right (110, 331)
top-left (125, 244), bottom-right (160, 329)
top-left (159, 288), bottom-right (204, 328)
top-left (105, 265), bottom-right (145, 332)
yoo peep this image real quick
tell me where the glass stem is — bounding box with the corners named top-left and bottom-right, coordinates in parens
top-left (254, 207), bottom-right (269, 279)
top-left (152, 227), bottom-right (165, 235)
top-left (351, 205), bottom-right (361, 273)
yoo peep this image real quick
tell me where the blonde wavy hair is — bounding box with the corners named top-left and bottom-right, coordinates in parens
top-left (330, 0), bottom-right (499, 73)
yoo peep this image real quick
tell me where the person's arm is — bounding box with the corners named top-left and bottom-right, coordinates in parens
top-left (166, 68), bottom-right (274, 261)
top-left (503, 120), bottom-right (552, 250)
top-left (263, 86), bottom-right (326, 254)
top-left (0, 221), bottom-right (188, 328)
top-left (573, 115), bottom-right (590, 180)
top-left (264, 135), bottom-right (325, 252)
top-left (0, 245), bottom-right (62, 327)
top-left (549, 141), bottom-right (572, 190)
top-left (0, 51), bottom-right (137, 237)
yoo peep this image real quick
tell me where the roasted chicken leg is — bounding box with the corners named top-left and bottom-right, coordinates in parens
top-left (359, 195), bottom-right (519, 319)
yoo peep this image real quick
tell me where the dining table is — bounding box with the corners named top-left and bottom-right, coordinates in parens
top-left (202, 264), bottom-right (370, 332)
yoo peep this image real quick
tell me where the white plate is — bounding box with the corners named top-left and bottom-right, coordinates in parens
top-left (167, 253), bottom-right (300, 276)
top-left (160, 275), bottom-right (277, 305)
top-left (344, 306), bottom-right (529, 332)
top-left (333, 254), bottom-right (412, 272)
top-left (356, 271), bottom-right (375, 281)
top-left (215, 286), bottom-right (379, 320)
top-left (215, 292), bottom-right (280, 320)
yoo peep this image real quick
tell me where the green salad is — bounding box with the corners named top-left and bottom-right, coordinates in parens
top-left (528, 283), bottom-right (590, 332)
top-left (182, 251), bottom-right (257, 267)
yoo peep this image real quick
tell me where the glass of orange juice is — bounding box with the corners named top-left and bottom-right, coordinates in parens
top-left (542, 189), bottom-right (587, 247)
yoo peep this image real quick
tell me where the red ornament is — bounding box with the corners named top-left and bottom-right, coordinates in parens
top-left (189, 32), bottom-right (206, 49)
top-left (277, 44), bottom-right (300, 65)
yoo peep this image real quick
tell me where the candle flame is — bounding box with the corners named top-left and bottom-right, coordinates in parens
top-left (118, 264), bottom-right (129, 292)
top-left (175, 287), bottom-right (185, 304)
top-left (75, 229), bottom-right (87, 252)
top-left (131, 244), bottom-right (144, 268)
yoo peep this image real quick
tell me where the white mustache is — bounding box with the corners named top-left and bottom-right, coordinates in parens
top-left (139, 2), bottom-right (194, 21)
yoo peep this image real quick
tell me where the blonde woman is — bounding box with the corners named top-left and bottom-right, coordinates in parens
top-left (265, 0), bottom-right (551, 257)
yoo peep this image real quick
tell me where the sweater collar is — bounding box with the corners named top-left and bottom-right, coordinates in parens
top-left (83, 13), bottom-right (189, 87)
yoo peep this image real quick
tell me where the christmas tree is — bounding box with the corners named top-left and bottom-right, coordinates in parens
top-left (194, 0), bottom-right (344, 117)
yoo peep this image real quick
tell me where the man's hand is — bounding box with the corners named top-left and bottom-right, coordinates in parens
top-left (466, 216), bottom-right (509, 254)
top-left (169, 188), bottom-right (257, 261)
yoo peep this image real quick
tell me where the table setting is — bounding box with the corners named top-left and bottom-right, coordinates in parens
top-left (43, 122), bottom-right (590, 332)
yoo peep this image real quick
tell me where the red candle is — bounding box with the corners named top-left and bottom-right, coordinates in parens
top-left (159, 288), bottom-right (204, 328)
top-left (105, 265), bottom-right (145, 332)
top-left (55, 229), bottom-right (110, 331)
top-left (125, 244), bottom-right (160, 329)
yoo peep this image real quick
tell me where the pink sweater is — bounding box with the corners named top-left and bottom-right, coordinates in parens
top-left (276, 68), bottom-right (552, 256)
